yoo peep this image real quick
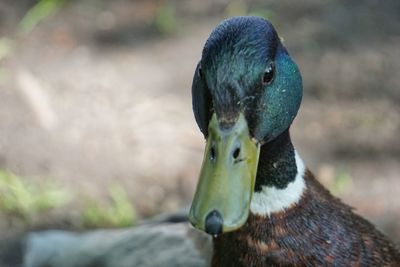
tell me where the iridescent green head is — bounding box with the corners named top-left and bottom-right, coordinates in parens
top-left (189, 16), bottom-right (302, 235)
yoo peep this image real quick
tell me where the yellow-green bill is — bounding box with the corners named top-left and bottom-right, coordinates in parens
top-left (189, 113), bottom-right (260, 234)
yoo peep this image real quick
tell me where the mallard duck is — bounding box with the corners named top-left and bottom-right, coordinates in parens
top-left (3, 16), bottom-right (399, 267)
top-left (189, 16), bottom-right (400, 266)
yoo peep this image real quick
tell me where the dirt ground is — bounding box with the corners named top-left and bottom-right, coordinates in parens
top-left (0, 0), bottom-right (399, 244)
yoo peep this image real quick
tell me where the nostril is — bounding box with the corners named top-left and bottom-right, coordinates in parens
top-left (210, 145), bottom-right (216, 160)
top-left (205, 210), bottom-right (223, 235)
top-left (233, 147), bottom-right (240, 159)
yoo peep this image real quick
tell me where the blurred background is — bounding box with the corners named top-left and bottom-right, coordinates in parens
top-left (0, 0), bottom-right (399, 246)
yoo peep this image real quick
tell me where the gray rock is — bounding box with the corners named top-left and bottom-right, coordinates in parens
top-left (23, 223), bottom-right (211, 267)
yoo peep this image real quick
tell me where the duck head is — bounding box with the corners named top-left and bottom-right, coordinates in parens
top-left (189, 16), bottom-right (303, 235)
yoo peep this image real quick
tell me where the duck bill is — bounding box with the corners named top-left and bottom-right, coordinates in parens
top-left (189, 113), bottom-right (260, 235)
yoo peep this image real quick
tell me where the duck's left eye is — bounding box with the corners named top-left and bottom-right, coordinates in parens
top-left (262, 63), bottom-right (275, 85)
top-left (198, 66), bottom-right (204, 78)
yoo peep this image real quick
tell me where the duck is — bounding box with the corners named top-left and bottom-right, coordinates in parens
top-left (2, 16), bottom-right (399, 267)
top-left (188, 16), bottom-right (400, 266)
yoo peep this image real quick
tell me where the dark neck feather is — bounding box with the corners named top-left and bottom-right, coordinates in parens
top-left (255, 129), bottom-right (297, 191)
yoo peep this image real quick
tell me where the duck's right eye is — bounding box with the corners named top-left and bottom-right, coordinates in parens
top-left (198, 67), bottom-right (203, 78)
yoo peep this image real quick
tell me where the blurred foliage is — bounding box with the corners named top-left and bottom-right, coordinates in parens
top-left (0, 68), bottom-right (9, 86)
top-left (0, 38), bottom-right (14, 60)
top-left (153, 1), bottom-right (177, 35)
top-left (332, 170), bottom-right (353, 195)
top-left (0, 0), bottom-right (65, 85)
top-left (249, 8), bottom-right (274, 21)
top-left (224, 1), bottom-right (248, 17)
top-left (18, 0), bottom-right (65, 36)
top-left (0, 37), bottom-right (13, 85)
top-left (224, 1), bottom-right (273, 21)
top-left (0, 170), bottom-right (71, 222)
top-left (0, 170), bottom-right (136, 228)
top-left (82, 184), bottom-right (136, 228)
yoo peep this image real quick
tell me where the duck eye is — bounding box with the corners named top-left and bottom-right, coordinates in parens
top-left (198, 66), bottom-right (203, 78)
top-left (262, 63), bottom-right (275, 85)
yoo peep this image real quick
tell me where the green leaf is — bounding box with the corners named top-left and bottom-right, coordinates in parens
top-left (18, 0), bottom-right (65, 36)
